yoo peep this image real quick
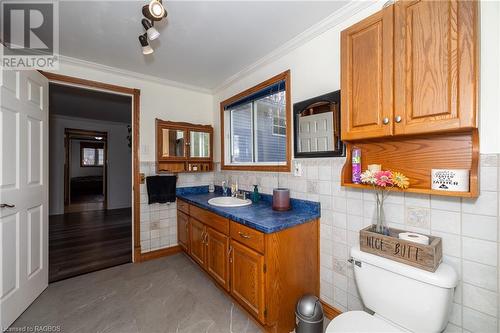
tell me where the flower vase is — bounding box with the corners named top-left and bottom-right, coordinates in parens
top-left (375, 192), bottom-right (387, 235)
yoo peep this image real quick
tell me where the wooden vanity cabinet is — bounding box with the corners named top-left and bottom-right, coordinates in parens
top-left (206, 227), bottom-right (230, 291)
top-left (393, 0), bottom-right (477, 136)
top-left (341, 0), bottom-right (478, 140)
top-left (177, 210), bottom-right (190, 252)
top-left (230, 239), bottom-right (265, 322)
top-left (177, 199), bottom-right (319, 333)
top-left (341, 5), bottom-right (394, 141)
top-left (189, 217), bottom-right (207, 267)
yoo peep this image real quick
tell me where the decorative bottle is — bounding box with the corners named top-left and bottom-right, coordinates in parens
top-left (352, 147), bottom-right (362, 184)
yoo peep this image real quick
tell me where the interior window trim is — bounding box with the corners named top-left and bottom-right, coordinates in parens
top-left (220, 70), bottom-right (291, 172)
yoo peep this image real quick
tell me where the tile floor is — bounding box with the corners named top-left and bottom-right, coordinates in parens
top-left (13, 253), bottom-right (261, 333)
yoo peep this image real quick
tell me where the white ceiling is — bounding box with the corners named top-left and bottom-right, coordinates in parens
top-left (59, 1), bottom-right (349, 90)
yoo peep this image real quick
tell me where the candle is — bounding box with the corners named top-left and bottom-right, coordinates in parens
top-left (368, 164), bottom-right (382, 172)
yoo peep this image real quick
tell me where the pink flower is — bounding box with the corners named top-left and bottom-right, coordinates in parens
top-left (374, 171), bottom-right (393, 187)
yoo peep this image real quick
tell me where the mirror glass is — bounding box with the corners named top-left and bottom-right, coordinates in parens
top-left (297, 102), bottom-right (335, 153)
top-left (162, 129), bottom-right (185, 157)
top-left (293, 90), bottom-right (344, 158)
top-left (190, 131), bottom-right (210, 158)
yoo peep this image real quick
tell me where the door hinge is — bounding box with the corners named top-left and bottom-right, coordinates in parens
top-left (264, 309), bottom-right (267, 317)
top-left (263, 264), bottom-right (267, 273)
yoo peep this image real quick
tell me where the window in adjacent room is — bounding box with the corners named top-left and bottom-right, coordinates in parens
top-left (221, 70), bottom-right (291, 171)
top-left (80, 142), bottom-right (104, 167)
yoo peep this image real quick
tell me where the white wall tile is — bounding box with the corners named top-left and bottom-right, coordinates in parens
top-left (462, 237), bottom-right (497, 266)
top-left (431, 210), bottom-right (461, 234)
top-left (462, 213), bottom-right (497, 241)
top-left (431, 195), bottom-right (462, 212)
top-left (480, 167), bottom-right (498, 192)
top-left (432, 231), bottom-right (462, 257)
top-left (462, 260), bottom-right (497, 291)
top-left (406, 206), bottom-right (431, 230)
top-left (462, 283), bottom-right (498, 316)
top-left (404, 193), bottom-right (431, 208)
top-left (462, 306), bottom-right (498, 333)
top-left (462, 191), bottom-right (498, 217)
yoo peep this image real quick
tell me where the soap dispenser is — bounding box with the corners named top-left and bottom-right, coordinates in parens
top-left (252, 185), bottom-right (260, 203)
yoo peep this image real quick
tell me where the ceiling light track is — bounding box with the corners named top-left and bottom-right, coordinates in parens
top-left (138, 0), bottom-right (167, 55)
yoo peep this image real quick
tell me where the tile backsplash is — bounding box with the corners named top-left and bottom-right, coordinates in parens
top-left (140, 155), bottom-right (499, 333)
top-left (139, 161), bottom-right (214, 253)
top-left (216, 154), bottom-right (500, 333)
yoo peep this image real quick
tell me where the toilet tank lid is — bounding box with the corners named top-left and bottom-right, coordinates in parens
top-left (351, 246), bottom-right (458, 288)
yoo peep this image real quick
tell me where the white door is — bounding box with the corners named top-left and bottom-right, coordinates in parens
top-left (0, 69), bottom-right (48, 329)
top-left (298, 113), bottom-right (333, 153)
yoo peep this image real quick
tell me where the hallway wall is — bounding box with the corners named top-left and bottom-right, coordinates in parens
top-left (49, 115), bottom-right (131, 215)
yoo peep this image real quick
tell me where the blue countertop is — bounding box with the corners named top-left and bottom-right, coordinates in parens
top-left (176, 186), bottom-right (320, 234)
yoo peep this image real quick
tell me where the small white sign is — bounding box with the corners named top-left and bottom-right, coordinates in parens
top-left (431, 169), bottom-right (469, 192)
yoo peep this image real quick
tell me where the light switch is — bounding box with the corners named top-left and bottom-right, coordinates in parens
top-left (293, 161), bottom-right (303, 177)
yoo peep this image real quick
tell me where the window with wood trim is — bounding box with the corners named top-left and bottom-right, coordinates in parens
top-left (220, 70), bottom-right (291, 172)
top-left (80, 142), bottom-right (104, 167)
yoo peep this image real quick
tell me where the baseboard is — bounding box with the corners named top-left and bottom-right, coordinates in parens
top-left (138, 245), bottom-right (182, 262)
top-left (320, 300), bottom-right (342, 320)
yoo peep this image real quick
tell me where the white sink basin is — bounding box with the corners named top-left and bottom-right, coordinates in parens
top-left (208, 196), bottom-right (252, 208)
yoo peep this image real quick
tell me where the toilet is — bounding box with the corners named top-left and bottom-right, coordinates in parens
top-left (326, 246), bottom-right (458, 333)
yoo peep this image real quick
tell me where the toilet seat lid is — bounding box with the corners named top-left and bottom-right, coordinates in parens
top-left (326, 311), bottom-right (404, 333)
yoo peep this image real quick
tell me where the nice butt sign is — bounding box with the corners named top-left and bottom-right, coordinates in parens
top-left (359, 226), bottom-right (442, 272)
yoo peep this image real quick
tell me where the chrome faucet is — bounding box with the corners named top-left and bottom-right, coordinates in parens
top-left (222, 180), bottom-right (229, 196)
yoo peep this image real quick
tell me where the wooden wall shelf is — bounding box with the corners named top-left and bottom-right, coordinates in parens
top-left (341, 130), bottom-right (479, 198)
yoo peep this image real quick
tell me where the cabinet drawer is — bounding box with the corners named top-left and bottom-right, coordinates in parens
top-left (190, 205), bottom-right (229, 235)
top-left (230, 221), bottom-right (265, 254)
top-left (177, 199), bottom-right (190, 215)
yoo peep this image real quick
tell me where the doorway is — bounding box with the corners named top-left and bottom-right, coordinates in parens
top-left (48, 81), bottom-right (134, 282)
top-left (64, 128), bottom-right (108, 213)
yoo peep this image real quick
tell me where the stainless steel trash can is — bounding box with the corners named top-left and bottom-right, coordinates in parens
top-left (295, 295), bottom-right (324, 333)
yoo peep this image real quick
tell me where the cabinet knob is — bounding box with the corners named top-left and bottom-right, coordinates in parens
top-left (382, 117), bottom-right (390, 125)
top-left (395, 115), bottom-right (402, 123)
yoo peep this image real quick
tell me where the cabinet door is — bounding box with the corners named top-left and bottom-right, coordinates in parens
top-left (177, 210), bottom-right (190, 252)
top-left (189, 218), bottom-right (206, 267)
top-left (394, 0), bottom-right (477, 135)
top-left (206, 227), bottom-right (230, 291)
top-left (341, 5), bottom-right (394, 140)
top-left (230, 240), bottom-right (265, 323)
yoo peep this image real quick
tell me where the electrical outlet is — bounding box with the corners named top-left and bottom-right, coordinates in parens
top-left (293, 162), bottom-right (303, 177)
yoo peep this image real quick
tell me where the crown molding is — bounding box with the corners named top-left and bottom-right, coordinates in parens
top-left (58, 55), bottom-right (212, 95)
top-left (212, 0), bottom-right (379, 94)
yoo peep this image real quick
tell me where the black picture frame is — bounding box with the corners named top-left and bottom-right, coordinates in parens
top-left (293, 90), bottom-right (345, 158)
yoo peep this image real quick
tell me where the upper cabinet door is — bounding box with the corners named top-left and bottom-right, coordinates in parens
top-left (341, 6), bottom-right (394, 141)
top-left (394, 0), bottom-right (478, 135)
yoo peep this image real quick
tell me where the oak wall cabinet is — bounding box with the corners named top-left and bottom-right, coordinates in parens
top-left (177, 200), bottom-right (319, 333)
top-left (156, 119), bottom-right (213, 173)
top-left (341, 0), bottom-right (478, 141)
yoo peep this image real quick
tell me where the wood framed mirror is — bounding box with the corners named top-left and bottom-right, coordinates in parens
top-left (293, 90), bottom-right (345, 158)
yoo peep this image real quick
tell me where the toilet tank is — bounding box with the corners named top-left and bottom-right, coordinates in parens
top-left (351, 246), bottom-right (458, 333)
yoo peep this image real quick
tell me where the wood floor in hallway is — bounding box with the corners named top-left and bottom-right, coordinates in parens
top-left (49, 208), bottom-right (132, 283)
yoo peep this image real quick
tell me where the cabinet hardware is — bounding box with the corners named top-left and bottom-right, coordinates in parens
top-left (263, 264), bottom-right (267, 273)
top-left (0, 204), bottom-right (15, 208)
top-left (238, 232), bottom-right (251, 239)
top-left (395, 115), bottom-right (402, 123)
top-left (382, 117), bottom-right (390, 125)
top-left (228, 246), bottom-right (233, 263)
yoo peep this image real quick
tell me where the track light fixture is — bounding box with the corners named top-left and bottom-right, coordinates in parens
top-left (142, 0), bottom-right (167, 21)
top-left (142, 19), bottom-right (160, 41)
top-left (138, 34), bottom-right (153, 55)
top-left (138, 0), bottom-right (167, 55)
